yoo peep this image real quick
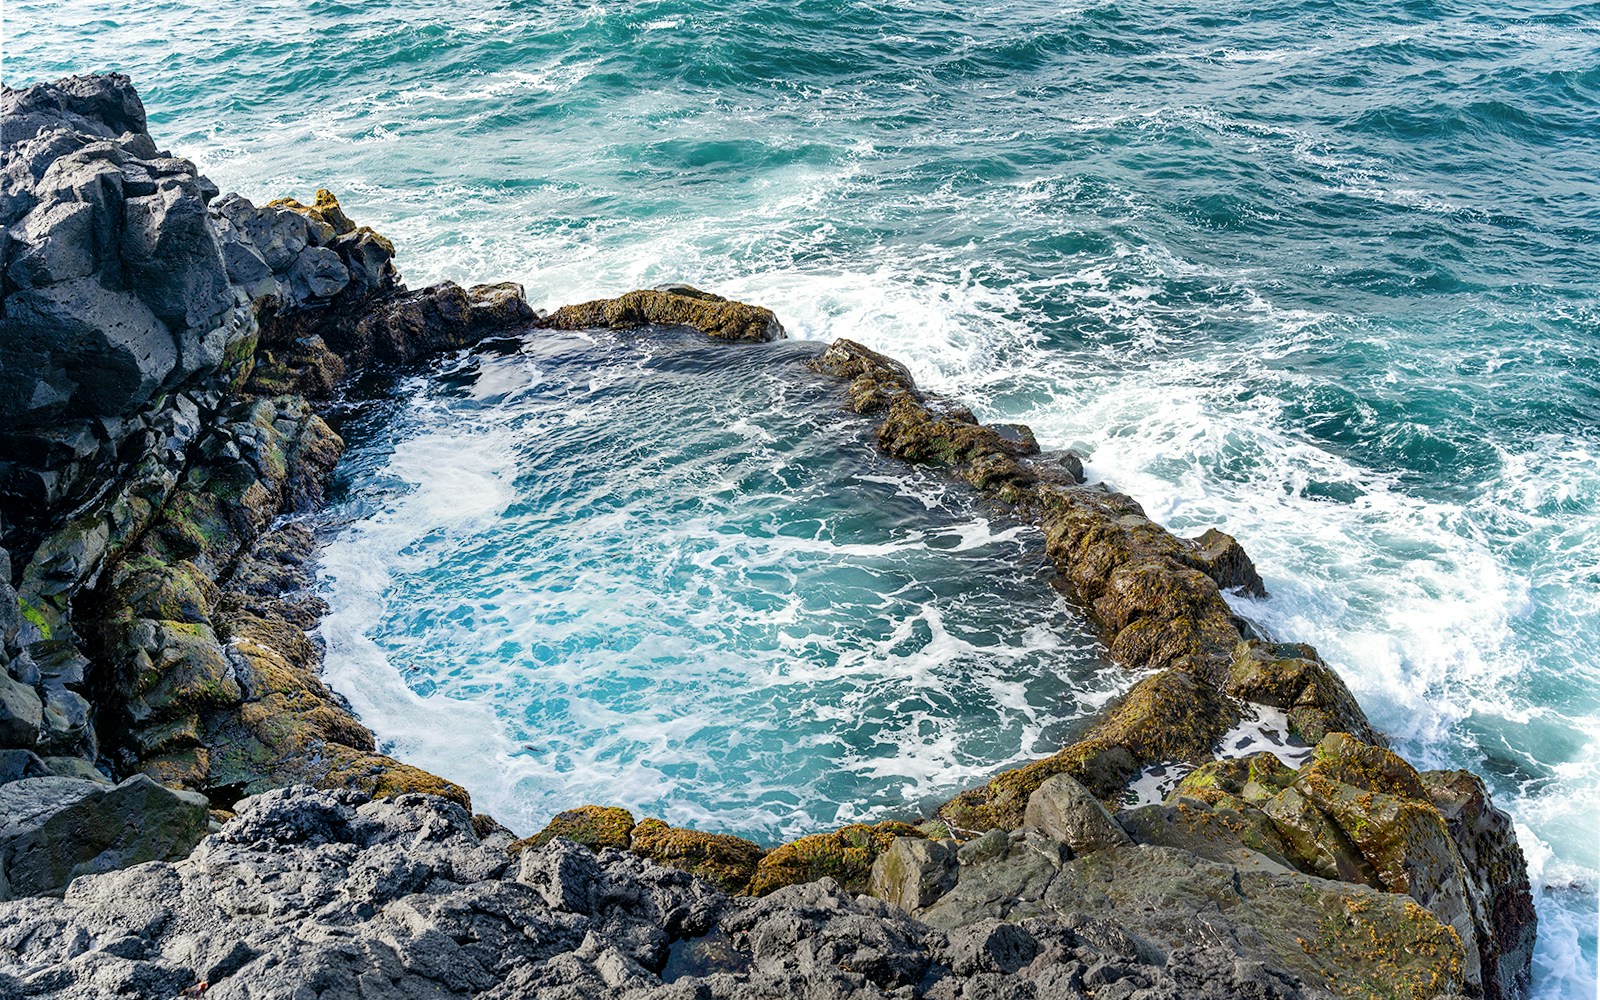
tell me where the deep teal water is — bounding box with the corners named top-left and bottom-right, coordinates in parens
top-left (7, 1), bottom-right (1597, 993)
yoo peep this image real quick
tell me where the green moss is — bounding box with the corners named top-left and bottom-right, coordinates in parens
top-left (746, 820), bottom-right (925, 896)
top-left (511, 805), bottom-right (638, 854)
top-left (17, 599), bottom-right (52, 640)
top-left (629, 818), bottom-right (766, 893)
top-left (542, 289), bottom-right (785, 342)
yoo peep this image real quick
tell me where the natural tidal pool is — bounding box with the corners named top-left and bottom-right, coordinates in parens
top-left (316, 326), bottom-right (1115, 843)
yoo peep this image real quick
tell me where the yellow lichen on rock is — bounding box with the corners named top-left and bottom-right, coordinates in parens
top-left (746, 820), bottom-right (926, 896)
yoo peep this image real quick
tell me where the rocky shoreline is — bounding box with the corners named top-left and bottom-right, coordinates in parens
top-left (0, 75), bottom-right (1534, 998)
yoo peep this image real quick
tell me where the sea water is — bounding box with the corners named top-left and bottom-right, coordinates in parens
top-left (7, 1), bottom-right (1596, 993)
top-left (315, 327), bottom-right (1114, 840)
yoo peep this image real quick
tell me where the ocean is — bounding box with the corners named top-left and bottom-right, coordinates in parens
top-left (6, 1), bottom-right (1596, 994)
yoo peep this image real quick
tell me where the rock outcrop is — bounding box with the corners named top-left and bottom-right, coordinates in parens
top-left (803, 338), bottom-right (1533, 998)
top-left (0, 74), bottom-right (531, 823)
top-left (0, 785), bottom-right (1320, 999)
top-left (541, 285), bottom-right (786, 342)
top-left (0, 74), bottom-right (1536, 1000)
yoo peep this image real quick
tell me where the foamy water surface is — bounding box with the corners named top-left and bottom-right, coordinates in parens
top-left (8, 0), bottom-right (1597, 992)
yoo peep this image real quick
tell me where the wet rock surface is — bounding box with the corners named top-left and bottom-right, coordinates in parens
top-left (541, 285), bottom-right (786, 343)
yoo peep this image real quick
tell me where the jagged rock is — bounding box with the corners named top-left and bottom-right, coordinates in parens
top-left (811, 337), bottom-right (919, 413)
top-left (1422, 769), bottom-right (1537, 1000)
top-left (468, 281), bottom-right (537, 329)
top-left (943, 919), bottom-right (1038, 975)
top-left (0, 674), bottom-right (42, 748)
top-left (284, 244), bottom-right (349, 301)
top-left (1227, 640), bottom-right (1377, 745)
top-left (868, 836), bottom-right (957, 913)
top-left (1185, 527), bottom-right (1268, 597)
top-left (0, 774), bottom-right (208, 900)
top-left (1023, 774), bottom-right (1132, 854)
top-left (1117, 798), bottom-right (1299, 874)
top-left (541, 288), bottom-right (786, 342)
top-left (724, 877), bottom-right (932, 988)
top-left (266, 188), bottom-right (355, 237)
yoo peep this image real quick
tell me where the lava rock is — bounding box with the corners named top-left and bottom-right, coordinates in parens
top-left (0, 774), bottom-right (208, 900)
top-left (1023, 774), bottom-right (1132, 855)
top-left (868, 835), bottom-right (958, 913)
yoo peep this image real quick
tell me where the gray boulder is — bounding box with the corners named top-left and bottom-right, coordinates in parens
top-left (0, 750), bottom-right (48, 786)
top-left (0, 774), bottom-right (209, 900)
top-left (0, 674), bottom-right (42, 748)
top-left (868, 835), bottom-right (957, 914)
top-left (1022, 773), bottom-right (1131, 854)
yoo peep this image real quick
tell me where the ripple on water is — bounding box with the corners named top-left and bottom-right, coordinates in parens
top-left (316, 327), bottom-right (1116, 843)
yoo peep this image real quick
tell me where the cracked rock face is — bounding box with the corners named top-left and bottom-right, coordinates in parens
top-left (0, 787), bottom-right (1311, 1000)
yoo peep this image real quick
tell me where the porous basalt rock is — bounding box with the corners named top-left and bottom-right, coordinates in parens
top-left (0, 786), bottom-right (1328, 999)
top-left (540, 287), bottom-right (786, 342)
top-left (0, 74), bottom-right (535, 824)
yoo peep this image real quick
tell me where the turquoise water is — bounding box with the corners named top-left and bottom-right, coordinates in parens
top-left (7, 1), bottom-right (1597, 993)
top-left (316, 327), bottom-right (1114, 839)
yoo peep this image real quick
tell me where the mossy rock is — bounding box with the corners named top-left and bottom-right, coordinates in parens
top-left (127, 620), bottom-right (242, 723)
top-left (629, 817), bottom-right (766, 893)
top-left (746, 820), bottom-right (925, 896)
top-left (1228, 641), bottom-right (1378, 745)
top-left (1118, 798), bottom-right (1298, 873)
top-left (877, 394), bottom-right (1039, 469)
top-left (810, 338), bottom-right (918, 413)
top-left (1172, 752), bottom-right (1297, 807)
top-left (106, 557), bottom-right (218, 624)
top-left (542, 288), bottom-right (785, 342)
top-left (939, 669), bottom-right (1236, 833)
top-left (267, 188), bottom-right (356, 237)
top-left (1261, 783), bottom-right (1383, 888)
top-left (1183, 527), bottom-right (1268, 597)
top-left (1303, 733), bottom-right (1426, 800)
top-left (1010, 845), bottom-right (1470, 1000)
top-left (511, 805), bottom-right (638, 855)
